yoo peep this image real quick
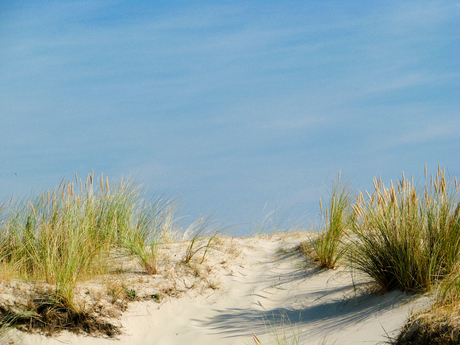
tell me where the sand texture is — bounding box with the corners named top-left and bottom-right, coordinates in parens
top-left (8, 234), bottom-right (428, 345)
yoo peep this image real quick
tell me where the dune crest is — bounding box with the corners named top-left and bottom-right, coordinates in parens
top-left (12, 234), bottom-right (428, 345)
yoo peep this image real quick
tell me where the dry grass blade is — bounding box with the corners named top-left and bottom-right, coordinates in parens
top-left (252, 333), bottom-right (262, 345)
top-left (183, 216), bottom-right (218, 264)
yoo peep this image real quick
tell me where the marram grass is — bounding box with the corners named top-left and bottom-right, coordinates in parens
top-left (0, 172), bottom-right (176, 307)
top-left (350, 166), bottom-right (460, 293)
top-left (302, 166), bottom-right (460, 294)
top-left (0, 172), bottom-right (224, 338)
top-left (394, 264), bottom-right (460, 344)
top-left (301, 172), bottom-right (352, 269)
top-left (300, 166), bottom-right (460, 342)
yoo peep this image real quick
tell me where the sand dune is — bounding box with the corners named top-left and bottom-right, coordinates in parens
top-left (10, 235), bottom-right (428, 345)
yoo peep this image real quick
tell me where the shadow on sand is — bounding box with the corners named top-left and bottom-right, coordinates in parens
top-left (194, 248), bottom-right (416, 340)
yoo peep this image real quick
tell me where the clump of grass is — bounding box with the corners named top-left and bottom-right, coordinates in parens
top-left (121, 197), bottom-right (178, 275)
top-left (251, 313), bottom-right (300, 345)
top-left (0, 172), bottom-right (179, 335)
top-left (301, 173), bottom-right (352, 269)
top-left (392, 313), bottom-right (459, 345)
top-left (394, 266), bottom-right (460, 344)
top-left (183, 216), bottom-right (218, 264)
top-left (0, 174), bottom-right (110, 305)
top-left (0, 292), bottom-right (119, 338)
top-left (350, 166), bottom-right (460, 293)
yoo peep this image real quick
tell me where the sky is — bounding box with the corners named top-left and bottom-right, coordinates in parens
top-left (1, 0), bottom-right (459, 235)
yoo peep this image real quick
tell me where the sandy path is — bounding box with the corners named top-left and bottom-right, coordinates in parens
top-left (14, 236), bottom-right (428, 345)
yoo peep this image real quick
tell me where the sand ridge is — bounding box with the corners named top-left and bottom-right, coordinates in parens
top-left (10, 234), bottom-right (428, 344)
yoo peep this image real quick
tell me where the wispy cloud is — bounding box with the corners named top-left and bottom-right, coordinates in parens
top-left (392, 121), bottom-right (460, 146)
top-left (1, 0), bottom-right (458, 230)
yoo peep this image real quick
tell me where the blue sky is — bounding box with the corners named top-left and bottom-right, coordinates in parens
top-left (1, 0), bottom-right (459, 234)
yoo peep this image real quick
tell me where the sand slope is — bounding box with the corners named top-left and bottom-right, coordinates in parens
top-left (13, 235), bottom-right (428, 345)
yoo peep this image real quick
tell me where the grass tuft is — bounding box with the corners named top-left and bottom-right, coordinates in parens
top-left (393, 265), bottom-right (460, 344)
top-left (349, 166), bottom-right (460, 293)
top-left (250, 313), bottom-right (300, 345)
top-left (183, 216), bottom-right (218, 264)
top-left (0, 292), bottom-right (119, 338)
top-left (301, 172), bottom-right (352, 269)
top-left (0, 173), bottom-right (181, 336)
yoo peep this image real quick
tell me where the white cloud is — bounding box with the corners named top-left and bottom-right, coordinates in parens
top-left (394, 122), bottom-right (460, 146)
top-left (1, 0), bottom-right (458, 231)
top-left (387, 0), bottom-right (459, 33)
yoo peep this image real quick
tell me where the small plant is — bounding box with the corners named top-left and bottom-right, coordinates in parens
top-left (183, 216), bottom-right (218, 264)
top-left (106, 281), bottom-right (125, 305)
top-left (302, 172), bottom-right (352, 269)
top-left (251, 313), bottom-right (300, 345)
top-left (151, 293), bottom-right (162, 302)
top-left (125, 288), bottom-right (137, 300)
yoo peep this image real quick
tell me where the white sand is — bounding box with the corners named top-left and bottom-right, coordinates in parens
top-left (10, 235), bottom-right (429, 345)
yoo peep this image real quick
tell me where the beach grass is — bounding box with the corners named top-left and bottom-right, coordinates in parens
top-left (301, 166), bottom-right (460, 294)
top-left (182, 215), bottom-right (218, 264)
top-left (349, 166), bottom-right (460, 293)
top-left (300, 172), bottom-right (352, 269)
top-left (299, 165), bottom-right (459, 343)
top-left (296, 166), bottom-right (460, 343)
top-left (251, 313), bottom-right (300, 345)
top-left (0, 172), bottom-right (181, 336)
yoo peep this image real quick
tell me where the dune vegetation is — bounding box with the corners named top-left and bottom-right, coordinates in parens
top-left (0, 166), bottom-right (459, 344)
top-left (0, 172), bottom-right (219, 339)
top-left (302, 165), bottom-right (460, 344)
